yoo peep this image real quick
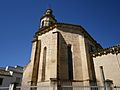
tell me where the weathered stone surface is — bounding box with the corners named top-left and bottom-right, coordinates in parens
top-left (22, 24), bottom-right (101, 88)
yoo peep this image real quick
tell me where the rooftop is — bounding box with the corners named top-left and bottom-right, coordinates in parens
top-left (92, 44), bottom-right (120, 57)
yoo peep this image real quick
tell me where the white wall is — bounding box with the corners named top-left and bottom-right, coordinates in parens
top-left (93, 53), bottom-right (120, 86)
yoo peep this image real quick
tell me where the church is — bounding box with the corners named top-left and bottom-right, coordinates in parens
top-left (22, 9), bottom-right (120, 89)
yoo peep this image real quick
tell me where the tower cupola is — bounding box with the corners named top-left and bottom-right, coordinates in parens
top-left (40, 9), bottom-right (57, 28)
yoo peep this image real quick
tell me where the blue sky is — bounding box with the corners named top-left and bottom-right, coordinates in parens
top-left (0, 0), bottom-right (120, 67)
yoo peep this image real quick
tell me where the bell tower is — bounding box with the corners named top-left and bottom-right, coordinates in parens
top-left (40, 9), bottom-right (57, 28)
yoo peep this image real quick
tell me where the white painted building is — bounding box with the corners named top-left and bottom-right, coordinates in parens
top-left (92, 45), bottom-right (120, 86)
top-left (0, 66), bottom-right (23, 87)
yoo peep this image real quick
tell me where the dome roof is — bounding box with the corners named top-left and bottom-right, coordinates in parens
top-left (45, 9), bottom-right (53, 15)
top-left (40, 8), bottom-right (56, 21)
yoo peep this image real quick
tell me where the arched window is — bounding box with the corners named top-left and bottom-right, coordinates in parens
top-left (67, 44), bottom-right (73, 80)
top-left (41, 47), bottom-right (47, 81)
top-left (41, 21), bottom-right (44, 27)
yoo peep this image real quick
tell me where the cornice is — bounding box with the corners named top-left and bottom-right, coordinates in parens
top-left (35, 23), bottom-right (57, 36)
top-left (34, 23), bottom-right (102, 49)
top-left (0, 70), bottom-right (11, 76)
top-left (92, 44), bottom-right (120, 58)
top-left (56, 23), bottom-right (102, 49)
top-left (40, 14), bottom-right (57, 22)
